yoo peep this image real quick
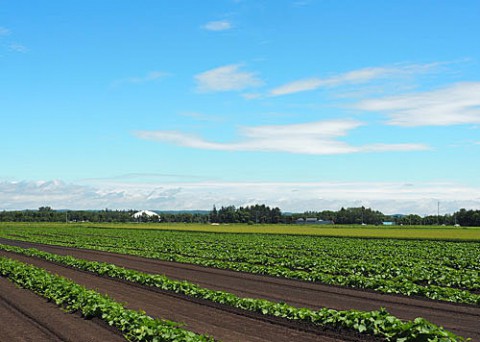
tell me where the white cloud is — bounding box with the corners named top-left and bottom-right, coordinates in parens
top-left (135, 119), bottom-right (428, 155)
top-left (179, 112), bottom-right (224, 123)
top-left (241, 92), bottom-right (262, 100)
top-left (292, 1), bottom-right (310, 7)
top-left (195, 64), bottom-right (263, 92)
top-left (112, 71), bottom-right (168, 87)
top-left (1, 179), bottom-right (479, 215)
top-left (356, 82), bottom-right (480, 126)
top-left (9, 43), bottom-right (28, 53)
top-left (269, 63), bottom-right (440, 96)
top-left (0, 180), bottom-right (97, 210)
top-left (202, 20), bottom-right (232, 31)
top-left (0, 26), bottom-right (10, 36)
top-left (0, 28), bottom-right (28, 53)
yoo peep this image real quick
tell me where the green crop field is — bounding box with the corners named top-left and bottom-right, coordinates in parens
top-left (1, 221), bottom-right (479, 240)
top-left (1, 222), bottom-right (477, 340)
top-left (0, 244), bottom-right (463, 341)
top-left (1, 223), bottom-right (479, 305)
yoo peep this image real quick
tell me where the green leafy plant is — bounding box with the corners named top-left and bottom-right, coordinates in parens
top-left (0, 243), bottom-right (466, 341)
top-left (0, 256), bottom-right (213, 342)
top-left (1, 226), bottom-right (478, 304)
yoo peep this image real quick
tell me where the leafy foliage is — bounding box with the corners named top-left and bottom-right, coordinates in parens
top-left (0, 256), bottom-right (213, 342)
top-left (2, 226), bottom-right (478, 304)
top-left (0, 244), bottom-right (465, 341)
top-left (2, 205), bottom-right (480, 225)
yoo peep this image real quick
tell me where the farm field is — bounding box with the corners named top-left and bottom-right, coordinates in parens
top-left (0, 276), bottom-right (125, 342)
top-left (0, 223), bottom-right (479, 341)
top-left (1, 222), bottom-right (480, 240)
top-left (1, 225), bottom-right (478, 303)
top-left (0, 251), bottom-right (331, 342)
top-left (0, 237), bottom-right (479, 340)
top-left (0, 256), bottom-right (210, 342)
top-left (5, 1), bottom-right (480, 341)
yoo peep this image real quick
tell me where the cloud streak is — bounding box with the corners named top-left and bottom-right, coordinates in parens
top-left (135, 119), bottom-right (428, 155)
top-left (269, 63), bottom-right (441, 96)
top-left (202, 20), bottom-right (232, 31)
top-left (9, 43), bottom-right (28, 53)
top-left (356, 82), bottom-right (480, 126)
top-left (195, 64), bottom-right (263, 92)
top-left (0, 26), bottom-right (10, 36)
top-left (0, 27), bottom-right (28, 53)
top-left (112, 71), bottom-right (168, 87)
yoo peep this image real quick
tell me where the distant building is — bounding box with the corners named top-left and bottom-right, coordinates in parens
top-left (382, 221), bottom-right (394, 226)
top-left (132, 210), bottom-right (160, 220)
top-left (296, 218), bottom-right (334, 225)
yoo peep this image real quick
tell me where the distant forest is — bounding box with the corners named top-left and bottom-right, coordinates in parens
top-left (1, 205), bottom-right (479, 226)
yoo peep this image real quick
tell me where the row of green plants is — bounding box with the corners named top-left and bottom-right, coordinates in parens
top-left (2, 226), bottom-right (478, 304)
top-left (0, 256), bottom-right (213, 342)
top-left (0, 243), bottom-right (464, 341)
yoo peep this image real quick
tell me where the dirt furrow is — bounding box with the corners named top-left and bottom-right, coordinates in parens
top-left (0, 249), bottom-right (365, 342)
top-left (0, 277), bottom-right (124, 342)
top-left (0, 238), bottom-right (477, 340)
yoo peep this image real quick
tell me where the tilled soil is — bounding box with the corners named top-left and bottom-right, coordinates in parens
top-left (0, 277), bottom-right (124, 342)
top-left (0, 237), bottom-right (479, 341)
top-left (0, 249), bottom-right (369, 342)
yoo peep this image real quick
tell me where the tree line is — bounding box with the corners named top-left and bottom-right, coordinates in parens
top-left (210, 204), bottom-right (282, 224)
top-left (395, 209), bottom-right (480, 227)
top-left (0, 207), bottom-right (209, 224)
top-left (0, 205), bottom-right (479, 226)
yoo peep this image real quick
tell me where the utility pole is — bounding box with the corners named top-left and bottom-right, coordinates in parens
top-left (437, 201), bottom-right (440, 225)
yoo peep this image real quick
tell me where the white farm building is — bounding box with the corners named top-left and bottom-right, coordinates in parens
top-left (132, 210), bottom-right (160, 219)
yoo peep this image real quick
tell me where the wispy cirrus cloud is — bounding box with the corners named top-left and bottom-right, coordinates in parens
top-left (195, 64), bottom-right (263, 92)
top-left (112, 71), bottom-right (168, 87)
top-left (0, 27), bottom-right (28, 53)
top-left (0, 26), bottom-right (10, 36)
top-left (292, 1), bottom-right (311, 7)
top-left (179, 112), bottom-right (225, 123)
top-left (356, 82), bottom-right (480, 127)
top-left (269, 63), bottom-right (441, 96)
top-left (241, 92), bottom-right (263, 100)
top-left (134, 119), bottom-right (428, 155)
top-left (9, 43), bottom-right (28, 53)
top-left (202, 20), bottom-right (232, 31)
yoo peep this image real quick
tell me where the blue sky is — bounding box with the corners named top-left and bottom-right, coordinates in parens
top-left (1, 0), bottom-right (480, 214)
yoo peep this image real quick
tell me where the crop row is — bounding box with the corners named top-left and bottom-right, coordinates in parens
top-left (0, 243), bottom-right (464, 341)
top-left (2, 226), bottom-right (478, 304)
top-left (0, 256), bottom-right (213, 341)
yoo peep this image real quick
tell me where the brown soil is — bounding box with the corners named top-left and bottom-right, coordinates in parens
top-left (0, 277), bottom-right (124, 342)
top-left (1, 237), bottom-right (479, 341)
top-left (0, 249), bottom-right (370, 342)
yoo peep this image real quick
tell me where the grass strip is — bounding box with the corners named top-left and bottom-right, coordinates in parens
top-left (0, 243), bottom-right (465, 341)
top-left (0, 256), bottom-right (213, 342)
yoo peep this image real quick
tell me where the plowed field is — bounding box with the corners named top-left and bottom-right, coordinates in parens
top-left (0, 238), bottom-right (478, 341)
top-left (0, 247), bottom-right (373, 341)
top-left (0, 276), bottom-right (124, 342)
